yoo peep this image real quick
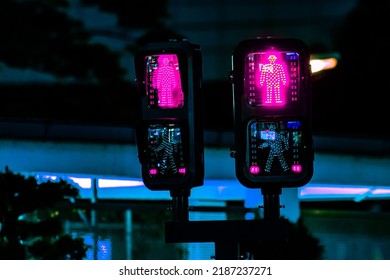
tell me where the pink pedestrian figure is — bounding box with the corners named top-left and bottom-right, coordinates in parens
top-left (259, 54), bottom-right (287, 105)
top-left (155, 57), bottom-right (178, 108)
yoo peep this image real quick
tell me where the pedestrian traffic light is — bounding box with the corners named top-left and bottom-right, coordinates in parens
top-left (134, 40), bottom-right (204, 191)
top-left (231, 37), bottom-right (314, 188)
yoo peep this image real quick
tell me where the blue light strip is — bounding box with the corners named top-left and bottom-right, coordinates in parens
top-left (30, 172), bottom-right (390, 202)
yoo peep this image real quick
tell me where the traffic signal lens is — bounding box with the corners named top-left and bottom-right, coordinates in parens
top-left (247, 119), bottom-right (307, 176)
top-left (245, 51), bottom-right (300, 107)
top-left (145, 54), bottom-right (184, 109)
top-left (146, 123), bottom-right (186, 177)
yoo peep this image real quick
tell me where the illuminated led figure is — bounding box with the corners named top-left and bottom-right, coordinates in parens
top-left (259, 124), bottom-right (289, 172)
top-left (259, 54), bottom-right (287, 104)
top-left (154, 56), bottom-right (182, 108)
top-left (154, 127), bottom-right (181, 175)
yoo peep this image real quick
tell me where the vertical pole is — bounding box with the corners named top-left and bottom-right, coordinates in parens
top-left (261, 187), bottom-right (282, 220)
top-left (91, 177), bottom-right (98, 260)
top-left (215, 242), bottom-right (240, 260)
top-left (170, 189), bottom-right (190, 222)
top-left (125, 209), bottom-right (132, 260)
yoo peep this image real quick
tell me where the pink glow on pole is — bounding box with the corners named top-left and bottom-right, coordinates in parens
top-left (258, 53), bottom-right (288, 106)
top-left (151, 54), bottom-right (183, 108)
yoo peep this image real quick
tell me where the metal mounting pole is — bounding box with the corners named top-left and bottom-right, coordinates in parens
top-left (261, 187), bottom-right (282, 220)
top-left (170, 189), bottom-right (190, 222)
top-left (215, 242), bottom-right (240, 260)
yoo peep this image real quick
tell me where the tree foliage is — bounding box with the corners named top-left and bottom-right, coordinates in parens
top-left (0, 168), bottom-right (87, 260)
top-left (0, 0), bottom-right (185, 84)
top-left (80, 0), bottom-right (170, 28)
top-left (79, 0), bottom-right (185, 52)
top-left (240, 218), bottom-right (324, 260)
top-left (0, 0), bottom-right (126, 83)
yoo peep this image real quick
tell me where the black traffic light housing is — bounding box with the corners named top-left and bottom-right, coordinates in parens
top-left (134, 40), bottom-right (204, 191)
top-left (231, 37), bottom-right (314, 188)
